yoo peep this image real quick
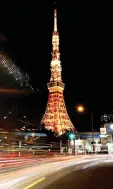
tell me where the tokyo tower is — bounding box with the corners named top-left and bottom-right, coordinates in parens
top-left (41, 9), bottom-right (76, 135)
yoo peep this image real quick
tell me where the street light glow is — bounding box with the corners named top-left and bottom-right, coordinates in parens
top-left (68, 133), bottom-right (75, 140)
top-left (110, 124), bottom-right (113, 130)
top-left (77, 105), bottom-right (85, 112)
top-left (32, 133), bottom-right (35, 137)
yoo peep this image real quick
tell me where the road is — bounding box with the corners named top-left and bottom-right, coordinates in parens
top-left (44, 157), bottom-right (113, 189)
top-left (0, 155), bottom-right (113, 189)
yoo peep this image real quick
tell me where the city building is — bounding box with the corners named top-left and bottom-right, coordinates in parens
top-left (100, 113), bottom-right (113, 154)
top-left (0, 33), bottom-right (34, 122)
top-left (0, 33), bottom-right (34, 95)
top-left (101, 112), bottom-right (113, 126)
top-left (0, 53), bottom-right (34, 95)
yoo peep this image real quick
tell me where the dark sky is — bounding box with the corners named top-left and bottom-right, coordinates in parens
top-left (0, 1), bottom-right (112, 132)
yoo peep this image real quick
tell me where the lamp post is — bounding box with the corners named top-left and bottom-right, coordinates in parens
top-left (91, 112), bottom-right (95, 152)
top-left (76, 105), bottom-right (95, 153)
top-left (60, 140), bottom-right (62, 154)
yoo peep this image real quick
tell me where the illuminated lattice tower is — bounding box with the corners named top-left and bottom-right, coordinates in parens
top-left (41, 9), bottom-right (76, 135)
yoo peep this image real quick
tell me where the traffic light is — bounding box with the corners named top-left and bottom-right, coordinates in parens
top-left (68, 132), bottom-right (75, 140)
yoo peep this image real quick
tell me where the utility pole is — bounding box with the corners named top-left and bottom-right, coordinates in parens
top-left (76, 105), bottom-right (95, 153)
top-left (60, 140), bottom-right (62, 154)
top-left (74, 140), bottom-right (76, 155)
top-left (67, 140), bottom-right (69, 155)
top-left (91, 112), bottom-right (95, 153)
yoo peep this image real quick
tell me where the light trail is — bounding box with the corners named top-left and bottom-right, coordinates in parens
top-left (0, 176), bottom-right (27, 188)
top-left (0, 155), bottom-right (112, 189)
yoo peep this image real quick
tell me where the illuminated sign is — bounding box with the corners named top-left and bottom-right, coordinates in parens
top-left (100, 128), bottom-right (106, 135)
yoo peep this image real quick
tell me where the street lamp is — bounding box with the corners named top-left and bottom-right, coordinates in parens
top-left (110, 124), bottom-right (113, 130)
top-left (76, 105), bottom-right (85, 113)
top-left (76, 105), bottom-right (95, 153)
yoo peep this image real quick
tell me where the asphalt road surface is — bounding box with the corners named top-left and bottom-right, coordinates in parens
top-left (44, 159), bottom-right (113, 189)
top-left (0, 155), bottom-right (113, 189)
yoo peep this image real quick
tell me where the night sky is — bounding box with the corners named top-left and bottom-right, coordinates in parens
top-left (0, 2), bottom-right (112, 132)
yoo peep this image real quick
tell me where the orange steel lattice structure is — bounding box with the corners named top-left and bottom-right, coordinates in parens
top-left (41, 10), bottom-right (76, 135)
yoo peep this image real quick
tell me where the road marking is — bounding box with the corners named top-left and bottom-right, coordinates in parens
top-left (23, 177), bottom-right (45, 189)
